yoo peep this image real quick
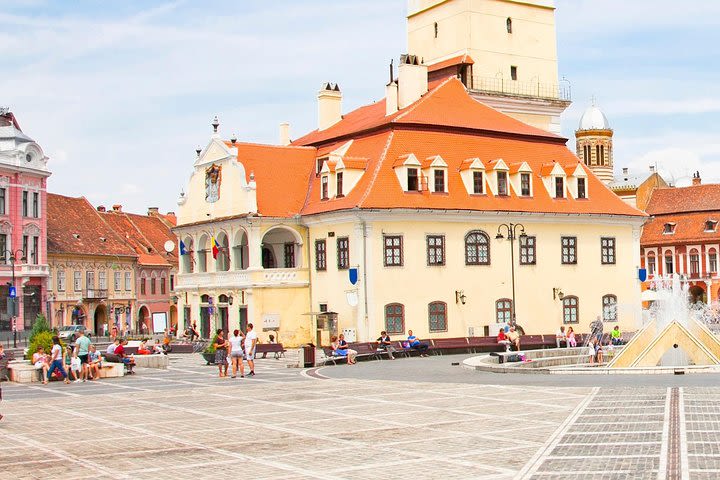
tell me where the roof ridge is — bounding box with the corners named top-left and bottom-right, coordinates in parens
top-left (358, 131), bottom-right (395, 207)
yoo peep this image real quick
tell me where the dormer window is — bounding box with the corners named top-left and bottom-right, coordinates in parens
top-left (336, 172), bottom-right (344, 198)
top-left (316, 157), bottom-right (327, 176)
top-left (705, 220), bottom-right (717, 232)
top-left (577, 178), bottom-right (587, 199)
top-left (520, 173), bottom-right (531, 196)
top-left (497, 172), bottom-right (508, 196)
top-left (407, 168), bottom-right (419, 191)
top-left (555, 177), bottom-right (565, 198)
top-left (321, 176), bottom-right (329, 200)
top-left (663, 223), bottom-right (676, 235)
top-left (433, 170), bottom-right (445, 193)
top-left (473, 171), bottom-right (484, 194)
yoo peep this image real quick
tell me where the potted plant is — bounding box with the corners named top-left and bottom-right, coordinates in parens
top-left (202, 334), bottom-right (218, 365)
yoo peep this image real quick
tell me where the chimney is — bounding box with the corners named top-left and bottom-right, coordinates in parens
top-left (693, 171), bottom-right (702, 186)
top-left (147, 207), bottom-right (159, 216)
top-left (622, 167), bottom-right (628, 175)
top-left (97, 205), bottom-right (106, 212)
top-left (112, 204), bottom-right (122, 212)
top-left (649, 165), bottom-right (655, 173)
top-left (317, 83), bottom-right (342, 131)
top-left (279, 122), bottom-right (291, 146)
top-left (398, 54), bottom-right (428, 109)
top-left (386, 81), bottom-right (398, 116)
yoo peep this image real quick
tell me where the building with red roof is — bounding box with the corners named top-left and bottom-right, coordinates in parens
top-left (174, 61), bottom-right (646, 345)
top-left (641, 175), bottom-right (720, 303)
top-left (47, 194), bottom-right (177, 336)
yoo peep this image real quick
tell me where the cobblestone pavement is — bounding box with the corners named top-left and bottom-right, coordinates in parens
top-left (2, 354), bottom-right (719, 479)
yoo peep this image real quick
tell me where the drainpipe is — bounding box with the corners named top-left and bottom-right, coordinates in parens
top-left (304, 221), bottom-right (315, 346)
top-left (359, 214), bottom-right (369, 340)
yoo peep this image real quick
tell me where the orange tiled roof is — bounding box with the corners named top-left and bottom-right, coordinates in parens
top-left (292, 77), bottom-right (559, 147)
top-left (227, 142), bottom-right (317, 217)
top-left (222, 78), bottom-right (644, 219)
top-left (641, 211), bottom-right (720, 245)
top-left (47, 194), bottom-right (136, 257)
top-left (646, 185), bottom-right (720, 215)
top-left (427, 54), bottom-right (475, 72)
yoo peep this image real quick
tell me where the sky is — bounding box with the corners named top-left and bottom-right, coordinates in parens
top-left (3, 0), bottom-right (720, 213)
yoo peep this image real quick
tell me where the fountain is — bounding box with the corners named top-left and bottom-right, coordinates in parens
top-left (608, 275), bottom-right (720, 368)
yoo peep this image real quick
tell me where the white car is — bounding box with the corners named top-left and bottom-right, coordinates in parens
top-left (57, 325), bottom-right (91, 343)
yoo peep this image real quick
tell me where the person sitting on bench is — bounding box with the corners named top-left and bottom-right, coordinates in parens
top-left (407, 330), bottom-right (429, 356)
top-left (506, 327), bottom-right (521, 351)
top-left (114, 339), bottom-right (136, 374)
top-left (376, 331), bottom-right (396, 359)
top-left (331, 334), bottom-right (357, 364)
top-left (497, 328), bottom-right (511, 352)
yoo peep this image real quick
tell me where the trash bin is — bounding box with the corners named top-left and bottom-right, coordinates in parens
top-left (302, 343), bottom-right (316, 368)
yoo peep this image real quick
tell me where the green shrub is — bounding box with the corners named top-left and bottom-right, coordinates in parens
top-left (27, 331), bottom-right (65, 360)
top-left (204, 334), bottom-right (219, 354)
top-left (28, 313), bottom-right (51, 344)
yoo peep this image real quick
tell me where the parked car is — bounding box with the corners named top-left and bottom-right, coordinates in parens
top-left (58, 325), bottom-right (92, 343)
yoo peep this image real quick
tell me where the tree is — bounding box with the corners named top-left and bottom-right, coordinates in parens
top-left (28, 313), bottom-right (51, 344)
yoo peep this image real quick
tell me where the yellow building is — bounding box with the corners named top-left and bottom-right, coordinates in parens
top-left (174, 66), bottom-right (646, 346)
top-left (407, 0), bottom-right (569, 134)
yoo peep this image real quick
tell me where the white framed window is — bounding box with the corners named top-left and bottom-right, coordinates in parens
top-left (125, 271), bottom-right (132, 291)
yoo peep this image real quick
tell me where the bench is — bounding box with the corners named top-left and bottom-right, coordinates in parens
top-left (432, 337), bottom-right (471, 355)
top-left (168, 343), bottom-right (194, 354)
top-left (321, 347), bottom-right (348, 365)
top-left (255, 343), bottom-right (286, 359)
top-left (103, 353), bottom-right (135, 375)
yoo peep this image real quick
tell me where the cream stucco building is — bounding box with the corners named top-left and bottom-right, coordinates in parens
top-left (173, 63), bottom-right (646, 346)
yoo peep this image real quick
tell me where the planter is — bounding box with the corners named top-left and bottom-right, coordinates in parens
top-left (202, 353), bottom-right (216, 365)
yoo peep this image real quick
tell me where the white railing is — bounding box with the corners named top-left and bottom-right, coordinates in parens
top-left (175, 268), bottom-right (309, 290)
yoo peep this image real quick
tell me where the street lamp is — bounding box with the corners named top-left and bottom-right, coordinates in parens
top-left (4, 249), bottom-right (26, 347)
top-left (495, 224), bottom-right (526, 326)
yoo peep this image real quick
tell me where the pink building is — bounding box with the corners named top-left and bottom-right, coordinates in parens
top-left (0, 109), bottom-right (51, 333)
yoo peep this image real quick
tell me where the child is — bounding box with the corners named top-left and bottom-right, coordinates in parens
top-left (68, 349), bottom-right (82, 382)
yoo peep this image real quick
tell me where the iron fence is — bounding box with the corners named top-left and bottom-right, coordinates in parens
top-left (470, 76), bottom-right (571, 101)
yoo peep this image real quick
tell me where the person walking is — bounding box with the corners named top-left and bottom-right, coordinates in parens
top-left (228, 329), bottom-right (245, 378)
top-left (74, 328), bottom-right (92, 382)
top-left (47, 336), bottom-right (70, 384)
top-left (244, 323), bottom-right (258, 376)
top-left (213, 329), bottom-right (228, 377)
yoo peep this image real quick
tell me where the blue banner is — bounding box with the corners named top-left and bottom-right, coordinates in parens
top-left (638, 268), bottom-right (647, 282)
top-left (349, 267), bottom-right (359, 285)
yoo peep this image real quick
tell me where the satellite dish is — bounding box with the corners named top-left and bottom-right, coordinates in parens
top-left (164, 240), bottom-right (176, 253)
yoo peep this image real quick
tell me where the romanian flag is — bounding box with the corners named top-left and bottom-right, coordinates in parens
top-left (211, 236), bottom-right (219, 259)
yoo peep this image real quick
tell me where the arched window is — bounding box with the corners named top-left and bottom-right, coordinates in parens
top-left (218, 294), bottom-right (229, 304)
top-left (215, 232), bottom-right (230, 272)
top-left (595, 145), bottom-right (600, 166)
top-left (181, 237), bottom-right (194, 273)
top-left (465, 230), bottom-right (490, 265)
top-left (428, 301), bottom-right (447, 332)
top-left (496, 298), bottom-right (512, 324)
top-left (562, 296), bottom-right (579, 324)
top-left (647, 251), bottom-right (656, 275)
top-left (600, 145), bottom-right (605, 166)
top-left (602, 294), bottom-right (617, 322)
top-left (690, 248), bottom-right (700, 276)
top-left (384, 303), bottom-right (404, 334)
top-left (664, 251), bottom-right (674, 275)
top-left (506, 17), bottom-right (512, 33)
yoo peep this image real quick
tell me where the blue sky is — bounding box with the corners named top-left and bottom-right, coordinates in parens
top-left (3, 0), bottom-right (720, 212)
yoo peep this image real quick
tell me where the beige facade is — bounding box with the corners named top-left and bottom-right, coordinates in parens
top-left (306, 211), bottom-right (643, 342)
top-left (47, 254), bottom-right (136, 335)
top-left (407, 0), bottom-right (568, 133)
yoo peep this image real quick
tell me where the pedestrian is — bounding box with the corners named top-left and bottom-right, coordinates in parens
top-left (244, 323), bottom-right (258, 376)
top-left (47, 336), bottom-right (70, 384)
top-left (229, 329), bottom-right (245, 378)
top-left (190, 322), bottom-right (199, 342)
top-left (74, 328), bottom-right (92, 382)
top-left (213, 329), bottom-right (228, 377)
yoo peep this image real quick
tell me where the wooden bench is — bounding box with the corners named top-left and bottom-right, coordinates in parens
top-left (432, 337), bottom-right (471, 355)
top-left (167, 343), bottom-right (194, 354)
top-left (103, 353), bottom-right (135, 375)
top-left (255, 343), bottom-right (286, 359)
top-left (321, 346), bottom-right (348, 365)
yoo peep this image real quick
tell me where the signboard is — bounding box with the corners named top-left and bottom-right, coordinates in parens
top-left (638, 268), bottom-right (647, 282)
top-left (152, 312), bottom-right (168, 334)
top-left (8, 286), bottom-right (16, 298)
top-left (348, 267), bottom-right (359, 285)
top-left (262, 313), bottom-right (280, 331)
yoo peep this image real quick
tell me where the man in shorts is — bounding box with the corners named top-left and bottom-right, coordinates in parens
top-left (74, 329), bottom-right (92, 382)
top-left (244, 323), bottom-right (257, 377)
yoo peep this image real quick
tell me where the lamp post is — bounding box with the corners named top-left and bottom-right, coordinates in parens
top-left (495, 224), bottom-right (526, 326)
top-left (4, 249), bottom-right (26, 347)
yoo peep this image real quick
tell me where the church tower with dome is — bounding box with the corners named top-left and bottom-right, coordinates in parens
top-left (575, 104), bottom-right (613, 184)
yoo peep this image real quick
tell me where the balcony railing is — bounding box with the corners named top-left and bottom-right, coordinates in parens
top-left (175, 268), bottom-right (310, 290)
top-left (84, 288), bottom-right (108, 300)
top-left (469, 76), bottom-right (571, 102)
